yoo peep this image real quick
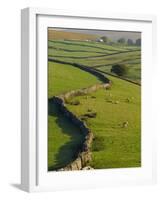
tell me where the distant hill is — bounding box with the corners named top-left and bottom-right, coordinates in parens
top-left (48, 29), bottom-right (98, 41)
top-left (48, 28), bottom-right (141, 42)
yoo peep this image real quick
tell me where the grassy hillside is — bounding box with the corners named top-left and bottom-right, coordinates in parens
top-left (48, 32), bottom-right (141, 170)
top-left (48, 62), bottom-right (102, 170)
top-left (67, 75), bottom-right (141, 168)
top-left (48, 39), bottom-right (141, 83)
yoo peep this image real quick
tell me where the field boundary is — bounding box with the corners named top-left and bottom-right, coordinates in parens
top-left (49, 57), bottom-right (140, 170)
top-left (50, 61), bottom-right (111, 171)
top-left (52, 82), bottom-right (111, 171)
top-left (93, 68), bottom-right (141, 86)
top-left (48, 58), bottom-right (141, 86)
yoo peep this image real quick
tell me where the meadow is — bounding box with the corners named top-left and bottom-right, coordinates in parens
top-left (48, 39), bottom-right (141, 83)
top-left (67, 75), bottom-right (141, 168)
top-left (48, 30), bottom-right (141, 171)
top-left (48, 62), bottom-right (102, 170)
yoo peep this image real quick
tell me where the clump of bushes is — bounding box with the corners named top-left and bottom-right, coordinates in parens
top-left (92, 136), bottom-right (106, 152)
top-left (111, 64), bottom-right (129, 76)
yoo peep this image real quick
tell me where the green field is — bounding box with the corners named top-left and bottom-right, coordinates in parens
top-left (48, 39), bottom-right (141, 83)
top-left (48, 62), bottom-right (102, 170)
top-left (48, 33), bottom-right (141, 171)
top-left (66, 75), bottom-right (141, 168)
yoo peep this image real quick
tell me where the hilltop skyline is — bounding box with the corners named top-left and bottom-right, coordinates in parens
top-left (49, 28), bottom-right (141, 42)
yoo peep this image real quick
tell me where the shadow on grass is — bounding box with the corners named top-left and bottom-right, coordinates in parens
top-left (48, 98), bottom-right (85, 171)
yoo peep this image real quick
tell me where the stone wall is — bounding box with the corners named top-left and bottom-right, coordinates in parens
top-left (49, 58), bottom-right (111, 171)
top-left (52, 82), bottom-right (110, 171)
top-left (53, 96), bottom-right (93, 171)
top-left (48, 57), bottom-right (110, 84)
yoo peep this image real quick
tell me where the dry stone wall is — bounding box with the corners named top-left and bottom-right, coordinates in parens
top-left (49, 58), bottom-right (111, 171)
top-left (48, 57), bottom-right (110, 84)
top-left (52, 83), bottom-right (110, 171)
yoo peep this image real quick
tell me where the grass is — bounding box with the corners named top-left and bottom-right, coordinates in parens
top-left (48, 35), bottom-right (141, 170)
top-left (48, 100), bottom-right (85, 170)
top-left (48, 39), bottom-right (141, 83)
top-left (49, 40), bottom-right (130, 52)
top-left (48, 48), bottom-right (106, 57)
top-left (48, 62), bottom-right (101, 97)
top-left (67, 75), bottom-right (141, 169)
top-left (48, 61), bottom-right (102, 170)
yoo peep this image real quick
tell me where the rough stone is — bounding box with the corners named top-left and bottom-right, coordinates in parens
top-left (51, 66), bottom-right (112, 171)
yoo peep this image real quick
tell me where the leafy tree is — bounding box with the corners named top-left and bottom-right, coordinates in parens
top-left (117, 38), bottom-right (126, 44)
top-left (100, 36), bottom-right (110, 43)
top-left (127, 39), bottom-right (134, 46)
top-left (111, 64), bottom-right (128, 76)
top-left (136, 38), bottom-right (141, 46)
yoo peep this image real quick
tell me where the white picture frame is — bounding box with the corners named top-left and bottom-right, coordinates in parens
top-left (21, 7), bottom-right (157, 192)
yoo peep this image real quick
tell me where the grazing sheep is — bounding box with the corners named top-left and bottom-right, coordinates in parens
top-left (126, 98), bottom-right (130, 103)
top-left (84, 112), bottom-right (97, 118)
top-left (122, 121), bottom-right (129, 128)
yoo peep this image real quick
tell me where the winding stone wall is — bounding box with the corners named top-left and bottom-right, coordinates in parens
top-left (52, 82), bottom-right (110, 171)
top-left (48, 57), bottom-right (110, 84)
top-left (49, 58), bottom-right (111, 171)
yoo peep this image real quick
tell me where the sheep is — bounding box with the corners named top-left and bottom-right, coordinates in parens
top-left (122, 121), bottom-right (129, 128)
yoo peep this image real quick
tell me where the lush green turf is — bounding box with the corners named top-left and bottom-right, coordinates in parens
top-left (49, 51), bottom-right (140, 66)
top-left (48, 37), bottom-right (141, 170)
top-left (67, 75), bottom-right (141, 169)
top-left (48, 100), bottom-right (85, 170)
top-left (48, 62), bottom-right (101, 97)
top-left (48, 39), bottom-right (141, 83)
top-left (48, 61), bottom-right (102, 170)
top-left (50, 40), bottom-right (129, 52)
top-left (48, 48), bottom-right (106, 58)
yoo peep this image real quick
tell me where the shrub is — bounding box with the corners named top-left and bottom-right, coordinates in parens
top-left (92, 136), bottom-right (106, 152)
top-left (100, 36), bottom-right (111, 43)
top-left (127, 39), bottom-right (134, 45)
top-left (117, 38), bottom-right (126, 44)
top-left (136, 38), bottom-right (141, 46)
top-left (111, 64), bottom-right (129, 76)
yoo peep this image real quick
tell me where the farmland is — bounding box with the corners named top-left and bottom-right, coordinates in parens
top-left (48, 39), bottom-right (141, 83)
top-left (48, 30), bottom-right (141, 171)
top-left (67, 76), bottom-right (141, 168)
top-left (48, 62), bottom-right (102, 170)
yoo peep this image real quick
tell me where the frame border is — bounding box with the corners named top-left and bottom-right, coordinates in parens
top-left (21, 7), bottom-right (156, 192)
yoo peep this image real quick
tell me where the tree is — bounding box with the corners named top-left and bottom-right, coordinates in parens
top-left (117, 38), bottom-right (126, 44)
top-left (111, 64), bottom-right (128, 76)
top-left (136, 38), bottom-right (141, 46)
top-left (100, 36), bottom-right (110, 43)
top-left (127, 39), bottom-right (134, 46)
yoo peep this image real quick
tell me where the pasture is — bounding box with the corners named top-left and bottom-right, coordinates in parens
top-left (48, 39), bottom-right (141, 83)
top-left (48, 62), bottom-right (101, 170)
top-left (48, 31), bottom-right (141, 170)
top-left (67, 75), bottom-right (141, 169)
